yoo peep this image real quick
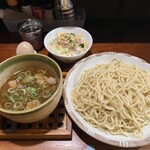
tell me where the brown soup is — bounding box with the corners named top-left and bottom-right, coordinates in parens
top-left (0, 67), bottom-right (59, 111)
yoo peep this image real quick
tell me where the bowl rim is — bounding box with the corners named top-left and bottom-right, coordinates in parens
top-left (0, 53), bottom-right (63, 114)
top-left (44, 26), bottom-right (93, 58)
top-left (63, 52), bottom-right (150, 147)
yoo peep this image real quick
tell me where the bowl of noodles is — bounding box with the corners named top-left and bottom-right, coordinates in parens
top-left (0, 53), bottom-right (63, 123)
top-left (44, 26), bottom-right (93, 63)
top-left (63, 52), bottom-right (150, 147)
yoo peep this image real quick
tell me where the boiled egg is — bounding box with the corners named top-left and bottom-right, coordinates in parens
top-left (16, 41), bottom-right (35, 55)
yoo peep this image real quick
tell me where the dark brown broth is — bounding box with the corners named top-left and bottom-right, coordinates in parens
top-left (0, 67), bottom-right (59, 111)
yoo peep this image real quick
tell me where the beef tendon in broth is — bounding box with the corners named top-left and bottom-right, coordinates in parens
top-left (0, 68), bottom-right (59, 111)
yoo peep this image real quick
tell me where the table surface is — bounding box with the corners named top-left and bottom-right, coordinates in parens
top-left (0, 42), bottom-right (150, 150)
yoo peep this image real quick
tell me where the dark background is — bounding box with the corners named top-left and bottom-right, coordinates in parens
top-left (1, 0), bottom-right (150, 42)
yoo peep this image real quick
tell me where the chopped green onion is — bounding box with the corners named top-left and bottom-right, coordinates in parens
top-left (79, 43), bottom-right (85, 48)
top-left (26, 87), bottom-right (40, 97)
top-left (8, 96), bottom-right (15, 103)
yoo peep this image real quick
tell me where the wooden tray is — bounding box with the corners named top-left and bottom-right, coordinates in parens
top-left (0, 72), bottom-right (72, 140)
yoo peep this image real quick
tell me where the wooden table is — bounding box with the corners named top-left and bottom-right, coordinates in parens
top-left (0, 43), bottom-right (150, 150)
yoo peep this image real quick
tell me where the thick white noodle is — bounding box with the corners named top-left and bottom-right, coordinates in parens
top-left (72, 59), bottom-right (150, 137)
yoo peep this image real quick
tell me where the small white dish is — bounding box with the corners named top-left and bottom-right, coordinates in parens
top-left (44, 26), bottom-right (93, 63)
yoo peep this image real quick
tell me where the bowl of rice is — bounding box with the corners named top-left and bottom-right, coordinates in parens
top-left (44, 26), bottom-right (93, 63)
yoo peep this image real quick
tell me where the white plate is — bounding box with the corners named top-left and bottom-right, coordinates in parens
top-left (63, 52), bottom-right (150, 147)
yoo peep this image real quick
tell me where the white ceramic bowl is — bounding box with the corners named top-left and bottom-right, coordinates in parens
top-left (44, 26), bottom-right (93, 63)
top-left (0, 54), bottom-right (63, 123)
top-left (63, 52), bottom-right (150, 147)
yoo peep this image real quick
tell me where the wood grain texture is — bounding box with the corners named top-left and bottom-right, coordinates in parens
top-left (0, 43), bottom-right (150, 150)
top-left (0, 97), bottom-right (72, 140)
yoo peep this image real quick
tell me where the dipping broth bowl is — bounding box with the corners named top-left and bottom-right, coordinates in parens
top-left (0, 54), bottom-right (63, 123)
